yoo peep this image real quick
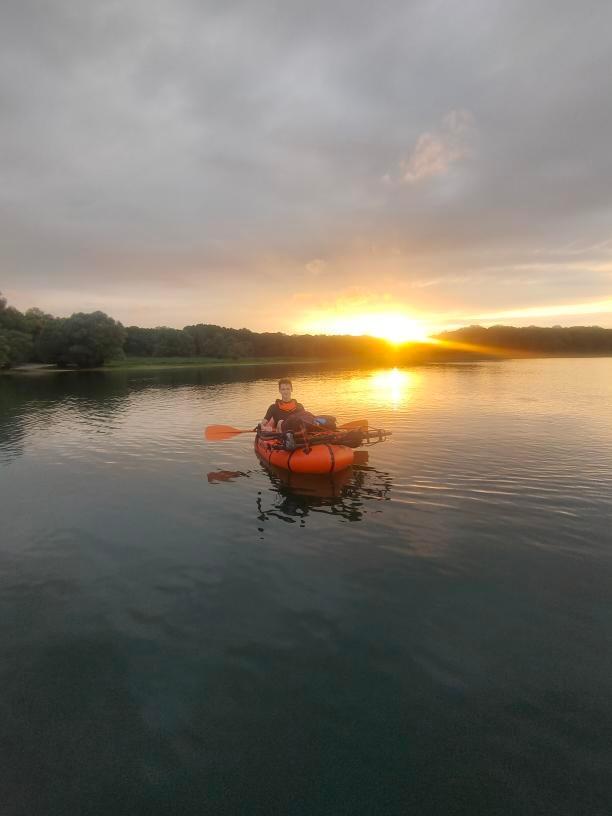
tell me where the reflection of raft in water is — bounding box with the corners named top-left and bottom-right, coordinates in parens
top-left (254, 424), bottom-right (390, 475)
top-left (259, 450), bottom-right (371, 498)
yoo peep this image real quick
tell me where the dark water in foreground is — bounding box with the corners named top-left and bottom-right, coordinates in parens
top-left (1, 358), bottom-right (612, 815)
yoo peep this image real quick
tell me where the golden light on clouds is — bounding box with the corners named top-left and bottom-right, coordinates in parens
top-left (471, 298), bottom-right (612, 322)
top-left (290, 292), bottom-right (612, 355)
top-left (399, 109), bottom-right (475, 184)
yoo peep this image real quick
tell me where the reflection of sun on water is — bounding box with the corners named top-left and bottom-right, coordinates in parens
top-left (344, 368), bottom-right (417, 409)
top-left (371, 368), bottom-right (415, 407)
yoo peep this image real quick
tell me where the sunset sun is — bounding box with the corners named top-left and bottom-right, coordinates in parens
top-left (302, 312), bottom-right (432, 344)
top-left (363, 313), bottom-right (431, 344)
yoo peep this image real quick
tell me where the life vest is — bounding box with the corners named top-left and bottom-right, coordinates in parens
top-left (276, 399), bottom-right (299, 413)
top-left (264, 400), bottom-right (305, 427)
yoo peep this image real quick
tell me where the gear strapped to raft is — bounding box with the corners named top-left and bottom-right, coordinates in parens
top-left (256, 423), bottom-right (391, 453)
top-left (253, 419), bottom-right (392, 474)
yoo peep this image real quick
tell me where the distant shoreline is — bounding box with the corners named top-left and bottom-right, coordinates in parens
top-left (3, 357), bottom-right (329, 374)
top-left (4, 352), bottom-right (612, 376)
top-left (103, 356), bottom-right (329, 371)
top-left (3, 293), bottom-right (612, 371)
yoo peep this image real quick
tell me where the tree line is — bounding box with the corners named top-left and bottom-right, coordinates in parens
top-left (2, 291), bottom-right (612, 369)
top-left (0, 294), bottom-right (125, 368)
top-left (433, 324), bottom-right (612, 355)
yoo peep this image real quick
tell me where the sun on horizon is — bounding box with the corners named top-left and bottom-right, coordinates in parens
top-left (301, 311), bottom-right (433, 344)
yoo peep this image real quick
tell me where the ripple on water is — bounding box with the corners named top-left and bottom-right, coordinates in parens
top-left (2, 360), bottom-right (612, 814)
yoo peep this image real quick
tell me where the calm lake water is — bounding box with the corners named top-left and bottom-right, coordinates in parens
top-left (1, 358), bottom-right (612, 815)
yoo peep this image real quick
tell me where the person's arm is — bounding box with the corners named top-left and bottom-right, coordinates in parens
top-left (260, 405), bottom-right (276, 431)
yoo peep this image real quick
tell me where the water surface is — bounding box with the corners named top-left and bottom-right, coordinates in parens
top-left (1, 359), bottom-right (612, 815)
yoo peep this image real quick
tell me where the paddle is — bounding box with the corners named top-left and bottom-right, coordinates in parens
top-left (338, 419), bottom-right (368, 430)
top-left (204, 425), bottom-right (256, 441)
top-left (205, 418), bottom-right (368, 441)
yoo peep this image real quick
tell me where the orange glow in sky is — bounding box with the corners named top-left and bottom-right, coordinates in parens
top-left (300, 311), bottom-right (432, 344)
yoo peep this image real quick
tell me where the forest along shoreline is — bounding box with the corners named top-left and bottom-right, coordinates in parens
top-left (3, 292), bottom-right (612, 372)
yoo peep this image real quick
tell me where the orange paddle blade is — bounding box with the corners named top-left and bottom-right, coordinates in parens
top-left (338, 419), bottom-right (369, 430)
top-left (204, 425), bottom-right (254, 441)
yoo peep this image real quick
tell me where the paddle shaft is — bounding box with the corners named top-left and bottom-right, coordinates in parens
top-left (205, 418), bottom-right (368, 442)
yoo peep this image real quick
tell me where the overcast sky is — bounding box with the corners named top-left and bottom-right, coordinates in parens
top-left (1, 0), bottom-right (611, 332)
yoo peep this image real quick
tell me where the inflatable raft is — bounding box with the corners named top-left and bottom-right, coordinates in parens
top-left (255, 432), bottom-right (354, 473)
top-left (254, 423), bottom-right (391, 475)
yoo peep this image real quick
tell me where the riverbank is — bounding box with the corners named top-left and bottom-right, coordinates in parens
top-left (5, 351), bottom-right (612, 376)
top-left (2, 357), bottom-right (329, 374)
top-left (104, 356), bottom-right (326, 370)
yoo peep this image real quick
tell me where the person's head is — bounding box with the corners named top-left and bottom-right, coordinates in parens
top-left (278, 378), bottom-right (293, 401)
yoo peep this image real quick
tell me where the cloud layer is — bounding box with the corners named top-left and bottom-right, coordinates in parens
top-left (1, 0), bottom-right (611, 330)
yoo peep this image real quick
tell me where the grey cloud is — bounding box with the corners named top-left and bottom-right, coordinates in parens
top-left (1, 0), bottom-right (611, 323)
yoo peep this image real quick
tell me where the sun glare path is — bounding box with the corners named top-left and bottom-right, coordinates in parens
top-left (343, 368), bottom-right (417, 408)
top-left (370, 368), bottom-right (415, 406)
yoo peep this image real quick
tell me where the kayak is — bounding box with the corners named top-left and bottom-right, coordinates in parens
top-left (255, 432), bottom-right (354, 473)
top-left (259, 449), bottom-right (371, 496)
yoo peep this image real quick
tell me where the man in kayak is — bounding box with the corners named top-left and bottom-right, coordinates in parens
top-left (260, 378), bottom-right (307, 432)
top-left (259, 377), bottom-right (336, 433)
top-left (260, 378), bottom-right (335, 433)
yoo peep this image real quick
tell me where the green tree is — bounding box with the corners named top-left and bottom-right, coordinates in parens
top-left (37, 312), bottom-right (126, 368)
top-left (125, 326), bottom-right (157, 356)
top-left (24, 307), bottom-right (54, 344)
top-left (0, 332), bottom-right (10, 368)
top-left (0, 307), bottom-right (27, 334)
top-left (36, 318), bottom-right (68, 365)
top-left (0, 328), bottom-right (33, 368)
top-left (0, 294), bottom-right (34, 367)
top-left (152, 327), bottom-right (195, 357)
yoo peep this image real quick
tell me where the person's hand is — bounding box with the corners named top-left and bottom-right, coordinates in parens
top-left (276, 420), bottom-right (284, 432)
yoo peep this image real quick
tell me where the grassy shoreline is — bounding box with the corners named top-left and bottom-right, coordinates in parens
top-left (3, 357), bottom-right (329, 374)
top-left (4, 351), bottom-right (612, 376)
top-left (104, 356), bottom-right (328, 371)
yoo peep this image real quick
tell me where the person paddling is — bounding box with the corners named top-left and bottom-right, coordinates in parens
top-left (260, 378), bottom-right (338, 436)
top-left (260, 378), bottom-right (308, 432)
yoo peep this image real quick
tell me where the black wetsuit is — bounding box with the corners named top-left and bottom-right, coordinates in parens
top-left (264, 400), bottom-right (306, 425)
